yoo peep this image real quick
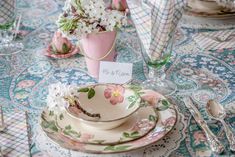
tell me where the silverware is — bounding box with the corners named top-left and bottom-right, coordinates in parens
top-left (206, 100), bottom-right (235, 151)
top-left (0, 106), bottom-right (6, 132)
top-left (183, 97), bottom-right (225, 154)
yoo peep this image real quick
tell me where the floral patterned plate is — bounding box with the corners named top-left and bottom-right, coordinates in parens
top-left (41, 105), bottom-right (157, 145)
top-left (186, 0), bottom-right (235, 18)
top-left (40, 102), bottom-right (177, 154)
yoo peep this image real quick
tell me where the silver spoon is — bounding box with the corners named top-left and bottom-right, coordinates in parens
top-left (206, 100), bottom-right (235, 151)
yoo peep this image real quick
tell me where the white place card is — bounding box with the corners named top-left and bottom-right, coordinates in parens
top-left (98, 61), bottom-right (133, 84)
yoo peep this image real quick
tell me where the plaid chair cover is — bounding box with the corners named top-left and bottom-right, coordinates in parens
top-left (126, 0), bottom-right (235, 60)
top-left (0, 0), bottom-right (15, 24)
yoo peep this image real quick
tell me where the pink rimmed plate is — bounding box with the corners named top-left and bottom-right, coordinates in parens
top-left (41, 105), bottom-right (157, 145)
top-left (40, 101), bottom-right (177, 154)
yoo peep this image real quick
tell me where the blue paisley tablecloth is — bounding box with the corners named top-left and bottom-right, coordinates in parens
top-left (1, 0), bottom-right (235, 156)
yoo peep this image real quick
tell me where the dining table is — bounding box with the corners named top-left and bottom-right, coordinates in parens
top-left (0, 0), bottom-right (235, 157)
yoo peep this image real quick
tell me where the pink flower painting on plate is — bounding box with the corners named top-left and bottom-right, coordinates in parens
top-left (104, 85), bottom-right (125, 105)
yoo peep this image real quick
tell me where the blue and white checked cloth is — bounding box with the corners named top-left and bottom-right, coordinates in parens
top-left (127, 0), bottom-right (235, 60)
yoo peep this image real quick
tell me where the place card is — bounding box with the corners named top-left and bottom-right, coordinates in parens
top-left (98, 61), bottom-right (133, 84)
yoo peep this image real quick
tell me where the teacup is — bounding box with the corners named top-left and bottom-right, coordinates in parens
top-left (65, 84), bottom-right (141, 130)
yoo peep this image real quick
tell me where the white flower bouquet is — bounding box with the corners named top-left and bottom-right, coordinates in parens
top-left (57, 0), bottom-right (127, 38)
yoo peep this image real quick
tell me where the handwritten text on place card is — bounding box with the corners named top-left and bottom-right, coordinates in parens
top-left (98, 61), bottom-right (133, 84)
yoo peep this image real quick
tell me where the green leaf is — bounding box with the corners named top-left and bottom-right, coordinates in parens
top-left (104, 146), bottom-right (115, 151)
top-left (68, 130), bottom-right (81, 138)
top-left (156, 105), bottom-right (169, 111)
top-left (114, 146), bottom-right (131, 151)
top-left (78, 87), bottom-right (89, 92)
top-left (41, 121), bottom-right (50, 128)
top-left (123, 132), bottom-right (130, 138)
top-left (42, 121), bottom-right (58, 132)
top-left (59, 114), bottom-right (64, 120)
top-left (162, 99), bottom-right (169, 106)
top-left (49, 111), bottom-right (54, 116)
top-left (92, 140), bottom-right (106, 144)
top-left (63, 130), bottom-right (70, 135)
top-left (127, 95), bottom-right (135, 102)
top-left (62, 43), bottom-right (69, 54)
top-left (131, 131), bottom-right (139, 136)
top-left (149, 115), bottom-right (156, 122)
top-left (128, 100), bottom-right (137, 109)
top-left (65, 125), bottom-right (72, 130)
top-left (129, 85), bottom-right (142, 92)
top-left (88, 88), bottom-right (95, 99)
top-left (104, 145), bottom-right (131, 151)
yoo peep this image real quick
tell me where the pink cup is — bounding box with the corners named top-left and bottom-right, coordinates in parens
top-left (80, 31), bottom-right (117, 79)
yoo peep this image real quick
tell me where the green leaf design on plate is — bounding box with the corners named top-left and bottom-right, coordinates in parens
top-left (65, 125), bottom-right (72, 130)
top-left (104, 146), bottom-right (115, 151)
top-left (156, 99), bottom-right (171, 111)
top-left (156, 105), bottom-right (169, 111)
top-left (92, 140), bottom-right (106, 144)
top-left (104, 145), bottom-right (131, 151)
top-left (78, 87), bottom-right (89, 92)
top-left (59, 114), bottom-right (64, 120)
top-left (131, 131), bottom-right (139, 136)
top-left (88, 88), bottom-right (95, 99)
top-left (41, 120), bottom-right (58, 132)
top-left (63, 125), bottom-right (81, 138)
top-left (128, 100), bottom-right (137, 109)
top-left (123, 132), bottom-right (130, 138)
top-left (162, 99), bottom-right (169, 106)
top-left (129, 85), bottom-right (142, 92)
top-left (149, 115), bottom-right (156, 122)
top-left (49, 111), bottom-right (54, 116)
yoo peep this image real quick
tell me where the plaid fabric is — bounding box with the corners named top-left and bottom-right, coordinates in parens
top-left (127, 0), bottom-right (186, 60)
top-left (0, 111), bottom-right (30, 157)
top-left (193, 30), bottom-right (235, 50)
top-left (0, 0), bottom-right (15, 24)
top-left (127, 0), bottom-right (235, 60)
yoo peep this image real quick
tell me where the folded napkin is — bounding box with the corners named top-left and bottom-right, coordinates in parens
top-left (192, 29), bottom-right (235, 50)
top-left (0, 0), bottom-right (15, 24)
top-left (0, 110), bottom-right (30, 157)
top-left (127, 0), bottom-right (186, 60)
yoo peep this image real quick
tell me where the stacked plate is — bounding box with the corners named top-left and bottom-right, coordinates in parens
top-left (40, 84), bottom-right (177, 154)
top-left (186, 0), bottom-right (235, 18)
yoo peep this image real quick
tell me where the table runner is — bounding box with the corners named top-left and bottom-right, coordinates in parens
top-left (0, 0), bottom-right (234, 156)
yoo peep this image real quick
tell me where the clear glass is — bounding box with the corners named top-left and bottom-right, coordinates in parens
top-left (139, 32), bottom-right (177, 96)
top-left (0, 0), bottom-right (24, 56)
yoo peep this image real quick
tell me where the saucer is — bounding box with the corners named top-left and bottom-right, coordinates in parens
top-left (40, 100), bottom-right (177, 154)
top-left (186, 0), bottom-right (235, 18)
top-left (41, 105), bottom-right (157, 145)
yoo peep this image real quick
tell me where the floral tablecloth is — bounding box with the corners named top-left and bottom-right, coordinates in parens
top-left (1, 0), bottom-right (235, 156)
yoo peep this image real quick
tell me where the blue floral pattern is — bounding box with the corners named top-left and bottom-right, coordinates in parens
top-left (0, 0), bottom-right (234, 157)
